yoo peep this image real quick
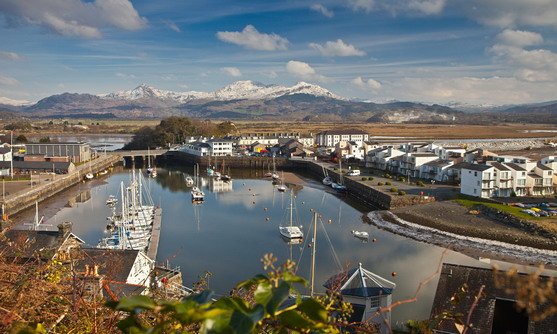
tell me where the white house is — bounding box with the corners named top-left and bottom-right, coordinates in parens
top-left (486, 161), bottom-right (514, 197)
top-left (399, 153), bottom-right (439, 178)
top-left (335, 140), bottom-right (366, 160)
top-left (236, 136), bottom-right (279, 147)
top-left (315, 129), bottom-right (369, 147)
top-left (419, 159), bottom-right (454, 182)
top-left (460, 163), bottom-right (496, 198)
top-left (208, 139), bottom-right (234, 156)
top-left (365, 146), bottom-right (405, 170)
top-left (527, 163), bottom-right (554, 196)
top-left (0, 147), bottom-right (12, 161)
top-left (179, 142), bottom-right (211, 156)
top-left (505, 163), bottom-right (528, 196)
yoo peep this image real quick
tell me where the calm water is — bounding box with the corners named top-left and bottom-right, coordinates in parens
top-left (20, 165), bottom-right (492, 324)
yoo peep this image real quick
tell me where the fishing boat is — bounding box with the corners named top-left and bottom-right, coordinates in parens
top-left (146, 147), bottom-right (154, 175)
top-left (279, 190), bottom-right (303, 240)
top-left (331, 159), bottom-right (347, 193)
top-left (351, 230), bottom-right (369, 240)
top-left (151, 168), bottom-right (157, 178)
top-left (85, 172), bottom-right (94, 180)
top-left (277, 172), bottom-right (287, 192)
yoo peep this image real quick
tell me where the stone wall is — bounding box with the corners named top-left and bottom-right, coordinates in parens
top-left (163, 151), bottom-right (293, 169)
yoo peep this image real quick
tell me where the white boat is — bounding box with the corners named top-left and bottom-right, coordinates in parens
top-left (322, 176), bottom-right (333, 186)
top-left (191, 164), bottom-right (205, 201)
top-left (351, 230), bottom-right (369, 240)
top-left (279, 190), bottom-right (303, 240)
top-left (85, 172), bottom-right (94, 180)
top-left (99, 169), bottom-right (108, 176)
top-left (277, 172), bottom-right (287, 192)
top-left (106, 195), bottom-right (118, 206)
top-left (150, 168), bottom-right (157, 178)
top-left (332, 159), bottom-right (347, 193)
top-left (271, 154), bottom-right (280, 180)
top-left (185, 176), bottom-right (194, 187)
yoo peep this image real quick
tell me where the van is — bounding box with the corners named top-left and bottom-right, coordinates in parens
top-left (346, 169), bottom-right (361, 176)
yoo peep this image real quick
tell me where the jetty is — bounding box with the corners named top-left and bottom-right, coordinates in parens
top-left (147, 207), bottom-right (162, 260)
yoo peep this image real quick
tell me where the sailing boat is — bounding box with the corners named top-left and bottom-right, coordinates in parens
top-left (279, 190), bottom-right (303, 240)
top-left (191, 164), bottom-right (205, 201)
top-left (271, 154), bottom-right (280, 180)
top-left (322, 166), bottom-right (333, 186)
top-left (277, 171), bottom-right (287, 192)
top-left (331, 159), bottom-right (347, 193)
top-left (146, 148), bottom-right (157, 177)
top-left (206, 155), bottom-right (215, 176)
top-left (219, 159), bottom-right (231, 182)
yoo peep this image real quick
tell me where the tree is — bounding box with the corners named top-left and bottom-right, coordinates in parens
top-left (39, 137), bottom-right (51, 143)
top-left (15, 134), bottom-right (28, 143)
top-left (215, 121), bottom-right (236, 136)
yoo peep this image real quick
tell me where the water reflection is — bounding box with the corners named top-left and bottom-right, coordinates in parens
top-left (10, 165), bottom-right (529, 323)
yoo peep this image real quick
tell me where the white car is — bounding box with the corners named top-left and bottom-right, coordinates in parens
top-left (346, 169), bottom-right (361, 176)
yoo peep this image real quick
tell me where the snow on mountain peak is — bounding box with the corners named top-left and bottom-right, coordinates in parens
top-left (100, 81), bottom-right (345, 103)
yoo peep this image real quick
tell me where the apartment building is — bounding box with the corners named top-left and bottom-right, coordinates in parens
top-left (207, 139), bottom-right (234, 157)
top-left (460, 163), bottom-right (496, 198)
top-left (315, 129), bottom-right (368, 147)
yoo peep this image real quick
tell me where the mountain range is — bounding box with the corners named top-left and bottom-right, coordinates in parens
top-left (1, 81), bottom-right (555, 123)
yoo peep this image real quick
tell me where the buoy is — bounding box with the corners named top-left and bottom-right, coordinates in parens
top-left (243, 183), bottom-right (246, 186)
top-left (372, 238), bottom-right (377, 242)
top-left (252, 194), bottom-right (255, 197)
top-left (264, 208), bottom-right (268, 211)
top-left (328, 219), bottom-right (332, 224)
top-left (301, 201), bottom-right (305, 205)
top-left (248, 188), bottom-right (252, 191)
top-left (310, 208), bottom-right (314, 212)
top-left (266, 217), bottom-right (270, 221)
top-left (391, 272), bottom-right (397, 277)
top-left (252, 201), bottom-right (256, 204)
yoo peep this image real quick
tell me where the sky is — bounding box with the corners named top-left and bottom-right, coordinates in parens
top-left (0, 0), bottom-right (556, 106)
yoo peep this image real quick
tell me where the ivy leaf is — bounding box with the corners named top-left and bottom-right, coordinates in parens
top-left (237, 274), bottom-right (268, 289)
top-left (116, 295), bottom-right (157, 312)
top-left (189, 290), bottom-right (215, 304)
top-left (254, 281), bottom-right (273, 306)
top-left (298, 299), bottom-right (328, 322)
top-left (278, 310), bottom-right (312, 329)
top-left (282, 271), bottom-right (307, 285)
top-left (266, 281), bottom-right (291, 316)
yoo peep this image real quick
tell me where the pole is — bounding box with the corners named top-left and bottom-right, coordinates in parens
top-left (310, 211), bottom-right (317, 297)
top-left (10, 131), bottom-right (13, 179)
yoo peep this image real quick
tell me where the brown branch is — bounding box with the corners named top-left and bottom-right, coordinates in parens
top-left (462, 285), bottom-right (485, 334)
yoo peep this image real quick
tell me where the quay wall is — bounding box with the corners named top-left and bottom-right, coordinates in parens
top-left (164, 151), bottom-right (294, 169)
top-left (1, 155), bottom-right (120, 217)
top-left (294, 159), bottom-right (435, 210)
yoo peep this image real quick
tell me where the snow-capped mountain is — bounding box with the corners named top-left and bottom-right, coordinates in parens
top-left (100, 81), bottom-right (345, 103)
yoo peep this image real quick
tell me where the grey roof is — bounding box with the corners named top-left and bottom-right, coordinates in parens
top-left (443, 146), bottom-right (465, 150)
top-left (0, 147), bottom-right (11, 154)
top-left (423, 159), bottom-right (452, 167)
top-left (207, 138), bottom-right (235, 143)
top-left (489, 161), bottom-right (510, 171)
top-left (324, 263), bottom-right (395, 297)
top-left (318, 129), bottom-right (368, 135)
top-left (0, 228), bottom-right (83, 261)
top-left (76, 248), bottom-right (142, 283)
top-left (505, 163), bottom-right (526, 171)
top-left (189, 141), bottom-right (211, 148)
top-left (537, 162), bottom-right (553, 171)
top-left (103, 282), bottom-right (146, 301)
top-left (0, 161), bottom-right (72, 170)
top-left (459, 162), bottom-right (494, 172)
top-left (411, 153), bottom-right (438, 157)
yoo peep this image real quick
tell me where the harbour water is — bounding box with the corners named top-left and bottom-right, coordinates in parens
top-left (13, 165), bottom-right (522, 324)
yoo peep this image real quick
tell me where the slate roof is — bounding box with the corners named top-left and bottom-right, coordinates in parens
top-left (103, 281), bottom-right (146, 301)
top-left (0, 228), bottom-right (83, 261)
top-left (0, 147), bottom-right (11, 155)
top-left (76, 248), bottom-right (142, 283)
top-left (505, 163), bottom-right (526, 171)
top-left (431, 263), bottom-right (557, 334)
top-left (411, 153), bottom-right (438, 157)
top-left (489, 161), bottom-right (510, 171)
top-left (459, 162), bottom-right (493, 172)
top-left (423, 159), bottom-right (452, 167)
top-left (537, 162), bottom-right (553, 171)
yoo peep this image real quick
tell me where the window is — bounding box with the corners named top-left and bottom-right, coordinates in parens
top-left (491, 299), bottom-right (528, 334)
top-left (474, 171), bottom-right (477, 176)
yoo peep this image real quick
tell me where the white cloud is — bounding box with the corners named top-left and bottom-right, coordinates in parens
top-left (221, 67), bottom-right (242, 77)
top-left (347, 0), bottom-right (374, 13)
top-left (309, 39), bottom-right (366, 57)
top-left (262, 70), bottom-right (278, 79)
top-left (0, 96), bottom-right (29, 106)
top-left (0, 51), bottom-right (22, 61)
top-left (116, 72), bottom-right (136, 79)
top-left (454, 0), bottom-right (557, 28)
top-left (216, 25), bottom-right (289, 51)
top-left (164, 20), bottom-right (181, 33)
top-left (495, 29), bottom-right (543, 47)
top-left (407, 0), bottom-right (445, 15)
top-left (351, 76), bottom-right (382, 91)
top-left (285, 60), bottom-right (329, 82)
top-left (310, 4), bottom-right (334, 18)
top-left (0, 0), bottom-right (147, 38)
top-left (0, 75), bottom-right (19, 86)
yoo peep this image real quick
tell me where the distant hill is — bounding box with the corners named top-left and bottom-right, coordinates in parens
top-left (5, 81), bottom-right (556, 123)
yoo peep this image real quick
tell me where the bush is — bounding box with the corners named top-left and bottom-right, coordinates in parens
top-left (361, 177), bottom-right (367, 181)
top-left (398, 190), bottom-right (406, 196)
top-left (369, 177), bottom-right (374, 181)
top-left (398, 177), bottom-right (406, 182)
top-left (416, 181), bottom-right (425, 187)
top-left (383, 173), bottom-right (391, 179)
top-left (390, 187), bottom-right (398, 193)
top-left (385, 181), bottom-right (392, 186)
top-left (378, 182), bottom-right (384, 186)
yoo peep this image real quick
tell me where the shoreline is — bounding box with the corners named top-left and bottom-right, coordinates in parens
top-left (365, 210), bottom-right (557, 267)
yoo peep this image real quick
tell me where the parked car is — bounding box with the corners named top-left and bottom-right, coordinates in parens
top-left (512, 203), bottom-right (525, 208)
top-left (346, 169), bottom-right (361, 176)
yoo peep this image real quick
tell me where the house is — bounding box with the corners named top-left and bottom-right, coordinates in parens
top-left (250, 142), bottom-right (267, 153)
top-left (365, 146), bottom-right (405, 170)
top-left (178, 141), bottom-right (211, 156)
top-left (278, 139), bottom-right (307, 158)
top-left (324, 264), bottom-right (396, 334)
top-left (0, 222), bottom-right (84, 263)
top-left (315, 129), bottom-right (369, 147)
top-left (438, 146), bottom-right (466, 160)
top-left (207, 139), bottom-right (234, 156)
top-left (399, 153), bottom-right (439, 178)
top-left (505, 163), bottom-right (528, 196)
top-left (335, 140), bottom-right (366, 160)
top-left (0, 160), bottom-right (75, 174)
top-left (527, 163), bottom-right (554, 196)
top-left (0, 147), bottom-right (12, 161)
top-left (485, 161), bottom-right (514, 197)
top-left (298, 136), bottom-right (315, 147)
top-left (25, 142), bottom-right (92, 163)
top-left (419, 159), bottom-right (454, 182)
top-left (460, 163), bottom-right (495, 198)
top-left (430, 263), bottom-right (557, 334)
top-left (236, 135), bottom-right (279, 147)
top-left (464, 148), bottom-right (497, 163)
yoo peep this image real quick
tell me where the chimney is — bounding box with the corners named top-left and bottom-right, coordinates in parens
top-left (57, 221), bottom-right (72, 237)
top-left (84, 264), bottom-right (90, 276)
top-left (93, 265), bottom-right (99, 277)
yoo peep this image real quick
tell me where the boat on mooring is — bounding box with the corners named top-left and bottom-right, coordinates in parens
top-left (279, 190), bottom-right (303, 240)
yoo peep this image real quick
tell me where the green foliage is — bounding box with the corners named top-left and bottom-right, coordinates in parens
top-left (4, 121), bottom-right (32, 131)
top-left (369, 177), bottom-right (374, 181)
top-left (398, 177), bottom-right (406, 182)
top-left (361, 177), bottom-right (367, 181)
top-left (15, 134), bottom-right (28, 143)
top-left (385, 181), bottom-right (392, 186)
top-left (377, 182), bottom-right (384, 186)
top-left (416, 181), bottom-right (425, 187)
top-left (38, 137), bottom-right (51, 143)
top-left (105, 254), bottom-right (350, 333)
top-left (390, 187), bottom-right (398, 193)
top-left (398, 190), bottom-right (406, 196)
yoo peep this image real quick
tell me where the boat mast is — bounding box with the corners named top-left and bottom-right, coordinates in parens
top-left (120, 181), bottom-right (126, 250)
top-left (289, 190), bottom-right (293, 227)
top-left (310, 211), bottom-right (317, 297)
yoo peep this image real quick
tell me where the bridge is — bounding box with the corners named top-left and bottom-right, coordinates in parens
top-left (106, 149), bottom-right (168, 158)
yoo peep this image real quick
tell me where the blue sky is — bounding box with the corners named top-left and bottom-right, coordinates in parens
top-left (0, 0), bottom-right (556, 105)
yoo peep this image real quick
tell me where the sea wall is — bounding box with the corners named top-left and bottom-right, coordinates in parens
top-left (163, 151), bottom-right (294, 169)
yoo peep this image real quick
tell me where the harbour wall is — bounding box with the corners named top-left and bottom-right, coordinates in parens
top-left (294, 159), bottom-right (435, 210)
top-left (163, 150), bottom-right (294, 169)
top-left (1, 155), bottom-right (120, 217)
